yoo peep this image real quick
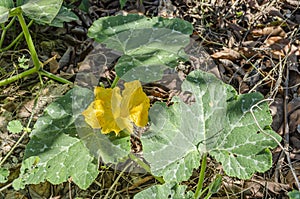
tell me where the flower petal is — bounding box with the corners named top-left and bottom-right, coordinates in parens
top-left (83, 87), bottom-right (123, 134)
top-left (111, 87), bottom-right (133, 133)
top-left (82, 80), bottom-right (150, 135)
top-left (82, 102), bottom-right (102, 129)
top-left (122, 80), bottom-right (150, 127)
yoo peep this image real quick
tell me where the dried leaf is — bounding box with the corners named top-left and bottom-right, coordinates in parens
top-left (252, 26), bottom-right (286, 37)
top-left (211, 48), bottom-right (241, 61)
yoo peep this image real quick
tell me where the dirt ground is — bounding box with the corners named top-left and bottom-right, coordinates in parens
top-left (1, 0), bottom-right (300, 198)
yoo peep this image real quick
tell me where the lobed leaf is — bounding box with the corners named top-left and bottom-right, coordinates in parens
top-left (142, 70), bottom-right (281, 182)
top-left (14, 86), bottom-right (130, 190)
top-left (7, 120), bottom-right (23, 134)
top-left (19, 0), bottom-right (63, 24)
top-left (88, 14), bottom-right (193, 83)
top-left (0, 167), bottom-right (9, 183)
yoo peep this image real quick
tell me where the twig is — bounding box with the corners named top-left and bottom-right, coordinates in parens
top-left (250, 98), bottom-right (284, 150)
top-left (0, 182), bottom-right (12, 192)
top-left (103, 162), bottom-right (132, 199)
top-left (118, 175), bottom-right (154, 193)
top-left (282, 60), bottom-right (300, 190)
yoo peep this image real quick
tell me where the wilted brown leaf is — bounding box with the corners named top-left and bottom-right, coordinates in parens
top-left (211, 48), bottom-right (241, 61)
top-left (252, 26), bottom-right (286, 37)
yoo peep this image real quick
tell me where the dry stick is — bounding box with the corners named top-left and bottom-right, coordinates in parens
top-left (247, 60), bottom-right (280, 94)
top-left (271, 26), bottom-right (298, 181)
top-left (0, 88), bottom-right (41, 167)
top-left (68, 177), bottom-right (73, 199)
top-left (0, 85), bottom-right (42, 192)
top-left (274, 56), bottom-right (287, 184)
top-left (269, 57), bottom-right (284, 99)
top-left (250, 98), bottom-right (283, 150)
top-left (283, 62), bottom-right (300, 190)
top-left (0, 182), bottom-right (12, 192)
top-left (118, 175), bottom-right (154, 193)
top-left (103, 162), bottom-right (132, 199)
top-left (249, 98), bottom-right (292, 187)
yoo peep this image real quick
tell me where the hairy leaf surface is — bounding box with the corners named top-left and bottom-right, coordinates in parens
top-left (88, 14), bottom-right (193, 82)
top-left (142, 70), bottom-right (281, 182)
top-left (14, 87), bottom-right (130, 189)
top-left (19, 0), bottom-right (62, 24)
top-left (0, 0), bottom-right (62, 24)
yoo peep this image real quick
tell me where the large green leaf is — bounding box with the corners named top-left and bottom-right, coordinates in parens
top-left (134, 181), bottom-right (194, 199)
top-left (14, 86), bottom-right (130, 190)
top-left (88, 14), bottom-right (193, 83)
top-left (1, 0), bottom-right (74, 25)
top-left (19, 0), bottom-right (63, 24)
top-left (142, 70), bottom-right (281, 182)
top-left (0, 0), bottom-right (13, 23)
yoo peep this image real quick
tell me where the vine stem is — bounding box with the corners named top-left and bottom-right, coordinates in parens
top-left (0, 67), bottom-right (36, 86)
top-left (0, 16), bottom-right (16, 48)
top-left (0, 84), bottom-right (40, 167)
top-left (0, 9), bottom-right (71, 86)
top-left (0, 20), bottom-right (34, 52)
top-left (194, 153), bottom-right (207, 199)
top-left (110, 75), bottom-right (120, 88)
top-left (39, 69), bottom-right (72, 84)
top-left (0, 130), bottom-right (28, 167)
top-left (17, 12), bottom-right (40, 71)
top-left (103, 162), bottom-right (132, 199)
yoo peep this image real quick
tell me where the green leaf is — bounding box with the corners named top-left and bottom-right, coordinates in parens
top-left (142, 70), bottom-right (281, 182)
top-left (18, 54), bottom-right (30, 69)
top-left (12, 156), bottom-right (40, 190)
top-left (0, 0), bottom-right (14, 23)
top-left (88, 14), bottom-right (193, 83)
top-left (7, 120), bottom-right (23, 134)
top-left (289, 190), bottom-right (300, 199)
top-left (49, 6), bottom-right (79, 27)
top-left (19, 0), bottom-right (63, 24)
top-left (119, 0), bottom-right (127, 9)
top-left (78, 0), bottom-right (90, 12)
top-left (14, 87), bottom-right (130, 190)
top-left (0, 167), bottom-right (10, 183)
top-left (209, 174), bottom-right (222, 194)
top-left (134, 181), bottom-right (194, 199)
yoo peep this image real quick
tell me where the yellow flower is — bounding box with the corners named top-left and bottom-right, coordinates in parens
top-left (82, 80), bottom-right (150, 135)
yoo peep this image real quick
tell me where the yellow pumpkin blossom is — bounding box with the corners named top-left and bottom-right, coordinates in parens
top-left (82, 80), bottom-right (150, 135)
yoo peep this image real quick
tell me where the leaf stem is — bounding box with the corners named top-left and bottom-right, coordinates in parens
top-left (17, 13), bottom-right (41, 71)
top-left (0, 82), bottom-right (40, 167)
top-left (0, 12), bottom-right (71, 86)
top-left (110, 75), bottom-right (120, 88)
top-left (0, 130), bottom-right (28, 167)
top-left (128, 153), bottom-right (164, 184)
top-left (0, 67), bottom-right (37, 86)
top-left (194, 153), bottom-right (207, 199)
top-left (0, 16), bottom-right (16, 49)
top-left (39, 69), bottom-right (72, 85)
top-left (0, 20), bottom-right (34, 52)
top-left (104, 162), bottom-right (132, 199)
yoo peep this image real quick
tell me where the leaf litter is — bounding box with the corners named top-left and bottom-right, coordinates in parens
top-left (1, 0), bottom-right (300, 198)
